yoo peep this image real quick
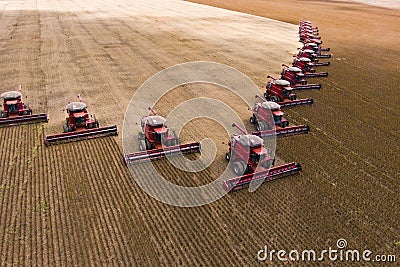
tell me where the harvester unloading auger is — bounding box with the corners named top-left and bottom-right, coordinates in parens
top-left (250, 95), bottom-right (309, 138)
top-left (44, 94), bottom-right (118, 145)
top-left (124, 107), bottom-right (200, 164)
top-left (224, 123), bottom-right (302, 192)
top-left (0, 85), bottom-right (48, 127)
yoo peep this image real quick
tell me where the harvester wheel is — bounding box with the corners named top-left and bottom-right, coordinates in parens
top-left (171, 138), bottom-right (178, 146)
top-left (94, 121), bottom-right (99, 128)
top-left (233, 161), bottom-right (246, 176)
top-left (139, 140), bottom-right (146, 151)
top-left (264, 93), bottom-right (270, 100)
top-left (0, 111), bottom-right (4, 118)
top-left (225, 153), bottom-right (230, 161)
top-left (166, 139), bottom-right (175, 147)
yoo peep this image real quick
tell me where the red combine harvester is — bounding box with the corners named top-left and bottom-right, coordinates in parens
top-left (124, 107), bottom-right (200, 164)
top-left (299, 28), bottom-right (320, 36)
top-left (301, 37), bottom-right (322, 45)
top-left (224, 123), bottom-right (302, 192)
top-left (300, 33), bottom-right (322, 43)
top-left (250, 95), bottom-right (309, 138)
top-left (44, 94), bottom-right (118, 145)
top-left (277, 68), bottom-right (322, 90)
top-left (0, 85), bottom-right (48, 127)
top-left (263, 77), bottom-right (313, 107)
top-left (290, 59), bottom-right (328, 78)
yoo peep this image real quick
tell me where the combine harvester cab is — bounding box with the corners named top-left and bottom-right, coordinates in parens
top-left (279, 68), bottom-right (322, 90)
top-left (0, 85), bottom-right (48, 127)
top-left (263, 77), bottom-right (313, 107)
top-left (124, 107), bottom-right (200, 164)
top-left (224, 123), bottom-right (302, 192)
top-left (250, 95), bottom-right (309, 138)
top-left (44, 94), bottom-right (118, 145)
top-left (291, 58), bottom-right (328, 78)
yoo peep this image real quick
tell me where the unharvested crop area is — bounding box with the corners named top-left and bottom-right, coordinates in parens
top-left (0, 0), bottom-right (399, 266)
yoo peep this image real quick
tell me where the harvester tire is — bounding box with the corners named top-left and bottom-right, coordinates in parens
top-left (172, 138), bottom-right (178, 146)
top-left (0, 111), bottom-right (4, 118)
top-left (250, 115), bottom-right (256, 124)
top-left (271, 95), bottom-right (280, 102)
top-left (139, 140), bottom-right (146, 151)
top-left (233, 161), bottom-right (246, 176)
top-left (63, 125), bottom-right (69, 133)
top-left (225, 153), bottom-right (230, 161)
top-left (257, 122), bottom-right (269, 131)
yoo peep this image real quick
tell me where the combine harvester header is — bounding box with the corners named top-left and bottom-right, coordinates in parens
top-left (0, 85), bottom-right (48, 127)
top-left (44, 94), bottom-right (118, 145)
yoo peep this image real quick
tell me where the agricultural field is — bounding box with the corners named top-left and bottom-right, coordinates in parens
top-left (0, 0), bottom-right (399, 266)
